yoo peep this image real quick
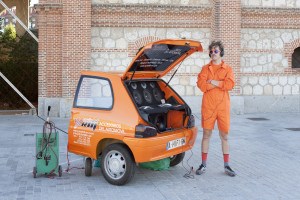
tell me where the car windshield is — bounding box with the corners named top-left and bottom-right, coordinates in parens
top-left (128, 44), bottom-right (191, 72)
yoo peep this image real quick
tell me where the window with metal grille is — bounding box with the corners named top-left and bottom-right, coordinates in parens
top-left (292, 47), bottom-right (300, 69)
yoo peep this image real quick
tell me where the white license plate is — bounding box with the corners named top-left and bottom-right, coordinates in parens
top-left (167, 137), bottom-right (186, 150)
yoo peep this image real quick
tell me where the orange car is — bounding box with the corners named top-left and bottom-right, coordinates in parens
top-left (68, 39), bottom-right (203, 185)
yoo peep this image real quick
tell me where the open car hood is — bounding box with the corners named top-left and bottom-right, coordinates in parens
top-left (122, 39), bottom-right (203, 80)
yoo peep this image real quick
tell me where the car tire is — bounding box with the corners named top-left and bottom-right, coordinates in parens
top-left (85, 157), bottom-right (92, 176)
top-left (170, 152), bottom-right (185, 167)
top-left (101, 143), bottom-right (136, 185)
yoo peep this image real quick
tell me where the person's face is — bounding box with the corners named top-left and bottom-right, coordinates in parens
top-left (209, 46), bottom-right (221, 61)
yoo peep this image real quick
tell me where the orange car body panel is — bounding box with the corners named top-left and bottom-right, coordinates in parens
top-left (123, 126), bottom-right (197, 162)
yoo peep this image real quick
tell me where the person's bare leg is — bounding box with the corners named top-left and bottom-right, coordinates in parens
top-left (202, 129), bottom-right (213, 165)
top-left (219, 130), bottom-right (236, 176)
top-left (219, 131), bottom-right (229, 154)
top-left (196, 129), bottom-right (212, 175)
top-left (202, 129), bottom-right (212, 153)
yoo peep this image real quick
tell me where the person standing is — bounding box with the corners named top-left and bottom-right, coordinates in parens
top-left (196, 40), bottom-right (236, 177)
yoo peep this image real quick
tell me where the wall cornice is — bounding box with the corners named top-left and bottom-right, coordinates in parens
top-left (92, 4), bottom-right (212, 28)
top-left (34, 3), bottom-right (62, 12)
top-left (242, 7), bottom-right (300, 29)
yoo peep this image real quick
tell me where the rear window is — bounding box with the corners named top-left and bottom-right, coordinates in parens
top-left (74, 76), bottom-right (113, 110)
top-left (128, 44), bottom-right (191, 72)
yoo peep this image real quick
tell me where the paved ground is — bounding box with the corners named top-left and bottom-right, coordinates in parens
top-left (0, 113), bottom-right (300, 200)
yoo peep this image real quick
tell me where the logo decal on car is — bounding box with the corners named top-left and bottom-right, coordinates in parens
top-left (74, 118), bottom-right (99, 131)
top-left (74, 118), bottom-right (83, 128)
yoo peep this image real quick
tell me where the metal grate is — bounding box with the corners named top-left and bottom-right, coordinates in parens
top-left (247, 118), bottom-right (269, 121)
top-left (285, 128), bottom-right (300, 131)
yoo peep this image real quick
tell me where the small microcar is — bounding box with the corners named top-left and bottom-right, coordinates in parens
top-left (68, 39), bottom-right (203, 185)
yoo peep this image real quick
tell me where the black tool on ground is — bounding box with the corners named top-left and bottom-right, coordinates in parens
top-left (33, 106), bottom-right (62, 178)
top-left (182, 149), bottom-right (195, 179)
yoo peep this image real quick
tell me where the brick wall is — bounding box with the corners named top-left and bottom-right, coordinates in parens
top-left (91, 4), bottom-right (211, 28)
top-left (35, 3), bottom-right (63, 98)
top-left (62, 0), bottom-right (91, 98)
top-left (91, 0), bottom-right (211, 5)
top-left (36, 0), bottom-right (300, 116)
top-left (211, 0), bottom-right (242, 96)
top-left (37, 0), bottom-right (91, 99)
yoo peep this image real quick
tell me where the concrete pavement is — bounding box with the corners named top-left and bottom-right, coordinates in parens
top-left (0, 113), bottom-right (300, 200)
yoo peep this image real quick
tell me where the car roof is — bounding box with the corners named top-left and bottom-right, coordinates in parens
top-left (81, 71), bottom-right (123, 78)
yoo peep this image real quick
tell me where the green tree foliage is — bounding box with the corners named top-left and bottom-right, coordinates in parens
top-left (0, 29), bottom-right (38, 109)
top-left (10, 30), bottom-right (38, 62)
top-left (2, 23), bottom-right (16, 41)
top-left (0, 23), bottom-right (17, 56)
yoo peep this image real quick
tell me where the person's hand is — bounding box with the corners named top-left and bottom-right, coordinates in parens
top-left (211, 80), bottom-right (219, 87)
top-left (207, 79), bottom-right (217, 88)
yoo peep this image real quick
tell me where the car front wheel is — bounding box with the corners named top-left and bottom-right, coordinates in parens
top-left (101, 143), bottom-right (136, 185)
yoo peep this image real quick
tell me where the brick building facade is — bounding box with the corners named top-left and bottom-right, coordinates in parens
top-left (35, 0), bottom-right (300, 117)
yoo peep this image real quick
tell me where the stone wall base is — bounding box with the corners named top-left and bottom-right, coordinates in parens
top-left (38, 97), bottom-right (73, 118)
top-left (184, 95), bottom-right (300, 114)
top-left (38, 95), bottom-right (300, 118)
top-left (243, 95), bottom-right (300, 113)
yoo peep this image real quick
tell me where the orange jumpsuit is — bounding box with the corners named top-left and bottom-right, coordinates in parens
top-left (197, 61), bottom-right (235, 133)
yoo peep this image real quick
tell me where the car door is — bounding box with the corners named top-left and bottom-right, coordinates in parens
top-left (68, 75), bottom-right (114, 155)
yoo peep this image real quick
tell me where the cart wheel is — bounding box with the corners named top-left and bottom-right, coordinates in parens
top-left (33, 167), bottom-right (37, 178)
top-left (59, 165), bottom-right (62, 177)
top-left (85, 157), bottom-right (92, 176)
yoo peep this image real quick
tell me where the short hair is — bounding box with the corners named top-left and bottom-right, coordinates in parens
top-left (209, 40), bottom-right (224, 52)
